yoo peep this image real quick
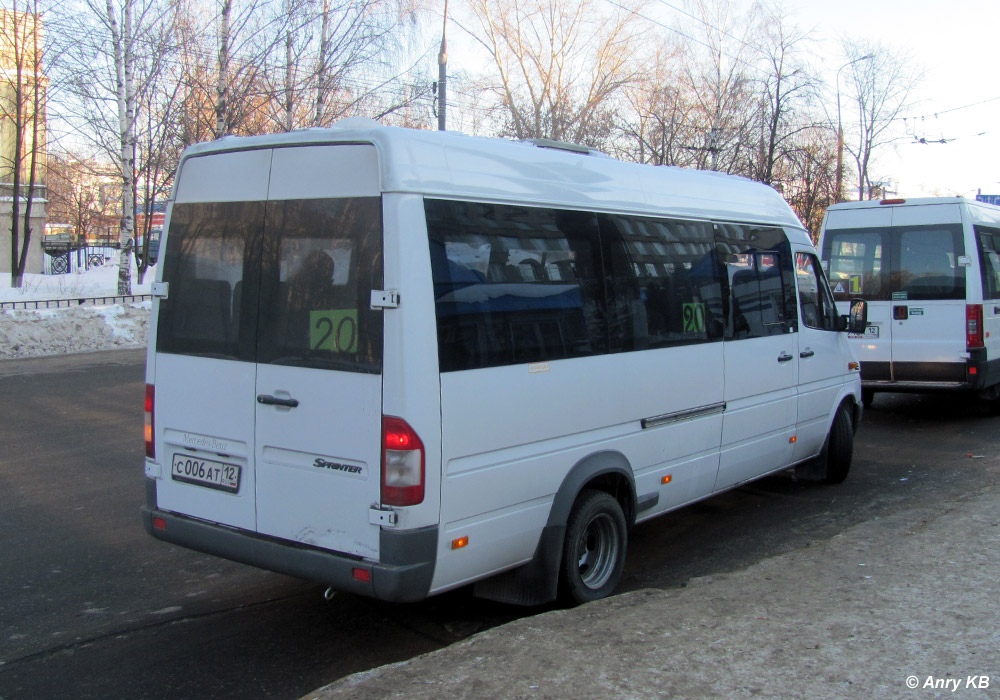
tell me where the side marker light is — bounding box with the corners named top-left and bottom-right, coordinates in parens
top-left (451, 536), bottom-right (469, 550)
top-left (661, 475), bottom-right (673, 485)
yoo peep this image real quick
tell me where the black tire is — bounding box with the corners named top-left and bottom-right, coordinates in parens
top-left (822, 405), bottom-right (854, 484)
top-left (559, 490), bottom-right (627, 605)
top-left (862, 388), bottom-right (875, 408)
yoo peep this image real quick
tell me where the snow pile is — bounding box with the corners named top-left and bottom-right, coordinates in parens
top-left (1, 260), bottom-right (156, 359)
top-left (0, 302), bottom-right (151, 359)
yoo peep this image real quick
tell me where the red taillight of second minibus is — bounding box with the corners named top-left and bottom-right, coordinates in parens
top-left (144, 384), bottom-right (155, 459)
top-left (967, 305), bottom-right (985, 350)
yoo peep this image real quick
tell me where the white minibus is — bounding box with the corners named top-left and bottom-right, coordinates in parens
top-left (142, 121), bottom-right (866, 605)
top-left (819, 197), bottom-right (1000, 406)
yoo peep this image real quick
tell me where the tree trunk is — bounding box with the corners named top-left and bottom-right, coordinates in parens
top-left (313, 0), bottom-right (330, 126)
top-left (215, 0), bottom-right (232, 139)
top-left (108, 0), bottom-right (136, 295)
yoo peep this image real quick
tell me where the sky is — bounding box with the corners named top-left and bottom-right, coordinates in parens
top-left (784, 0), bottom-right (1000, 199)
top-left (444, 0), bottom-right (997, 199)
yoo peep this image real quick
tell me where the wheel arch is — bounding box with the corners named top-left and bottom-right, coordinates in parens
top-left (472, 450), bottom-right (636, 606)
top-left (546, 450), bottom-right (638, 530)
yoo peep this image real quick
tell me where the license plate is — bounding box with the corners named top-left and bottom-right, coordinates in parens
top-left (171, 454), bottom-right (241, 493)
top-left (850, 324), bottom-right (879, 340)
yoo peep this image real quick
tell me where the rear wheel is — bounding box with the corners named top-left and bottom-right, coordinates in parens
top-left (559, 490), bottom-right (627, 605)
top-left (862, 388), bottom-right (874, 408)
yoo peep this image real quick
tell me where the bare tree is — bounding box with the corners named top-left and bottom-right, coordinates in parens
top-left (748, 0), bottom-right (817, 186)
top-left (1, 4), bottom-right (46, 288)
top-left (463, 0), bottom-right (646, 148)
top-left (45, 153), bottom-right (118, 243)
top-left (613, 44), bottom-right (700, 167)
top-left (55, 0), bottom-right (177, 293)
top-left (841, 39), bottom-right (921, 200)
top-left (782, 128), bottom-right (837, 240)
top-left (673, 0), bottom-right (759, 173)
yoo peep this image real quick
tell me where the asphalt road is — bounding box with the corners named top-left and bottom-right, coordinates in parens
top-left (1, 350), bottom-right (997, 700)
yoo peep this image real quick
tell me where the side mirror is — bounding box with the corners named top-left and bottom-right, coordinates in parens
top-left (843, 298), bottom-right (868, 335)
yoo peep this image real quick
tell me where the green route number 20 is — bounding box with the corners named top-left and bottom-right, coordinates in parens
top-left (310, 309), bottom-right (358, 353)
top-left (682, 302), bottom-right (706, 334)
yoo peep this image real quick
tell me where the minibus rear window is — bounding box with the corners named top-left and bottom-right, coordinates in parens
top-left (157, 197), bottom-right (383, 373)
top-left (823, 229), bottom-right (887, 301)
top-left (156, 201), bottom-right (264, 361)
top-left (823, 224), bottom-right (964, 301)
top-left (257, 197), bottom-right (383, 373)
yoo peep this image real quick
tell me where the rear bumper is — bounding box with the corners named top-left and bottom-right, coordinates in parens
top-left (861, 352), bottom-right (1000, 393)
top-left (142, 506), bottom-right (437, 603)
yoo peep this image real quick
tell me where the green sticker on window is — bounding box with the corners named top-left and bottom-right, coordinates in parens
top-left (310, 309), bottom-right (358, 353)
top-left (682, 302), bottom-right (706, 333)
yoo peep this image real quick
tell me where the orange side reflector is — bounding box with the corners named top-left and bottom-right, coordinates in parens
top-left (451, 536), bottom-right (469, 550)
top-left (352, 567), bottom-right (372, 583)
top-left (789, 435), bottom-right (797, 444)
top-left (661, 475), bottom-right (672, 485)
top-left (848, 361), bottom-right (860, 371)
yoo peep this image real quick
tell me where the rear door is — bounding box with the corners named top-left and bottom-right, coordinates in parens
top-left (886, 205), bottom-right (967, 382)
top-left (154, 149), bottom-right (272, 531)
top-left (154, 144), bottom-right (385, 559)
top-left (253, 146), bottom-right (385, 559)
top-left (822, 207), bottom-right (892, 381)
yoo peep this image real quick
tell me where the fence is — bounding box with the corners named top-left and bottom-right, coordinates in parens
top-left (0, 294), bottom-right (153, 311)
top-left (43, 246), bottom-right (121, 275)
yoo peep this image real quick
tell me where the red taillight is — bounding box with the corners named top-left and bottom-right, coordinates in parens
top-left (967, 304), bottom-right (984, 350)
top-left (381, 416), bottom-right (424, 507)
top-left (144, 384), bottom-right (155, 459)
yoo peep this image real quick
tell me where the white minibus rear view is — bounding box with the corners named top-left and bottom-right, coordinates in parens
top-left (143, 121), bottom-right (866, 605)
top-left (819, 197), bottom-right (1000, 406)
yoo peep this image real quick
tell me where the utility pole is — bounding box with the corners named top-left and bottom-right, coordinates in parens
top-left (437, 0), bottom-right (449, 131)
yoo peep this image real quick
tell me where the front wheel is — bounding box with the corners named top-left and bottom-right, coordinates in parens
top-left (822, 405), bottom-right (854, 484)
top-left (559, 490), bottom-right (627, 605)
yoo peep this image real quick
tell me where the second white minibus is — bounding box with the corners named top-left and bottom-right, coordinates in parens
top-left (142, 121), bottom-right (866, 605)
top-left (820, 197), bottom-right (1000, 405)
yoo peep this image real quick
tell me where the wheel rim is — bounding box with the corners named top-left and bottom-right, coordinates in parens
top-left (575, 512), bottom-right (619, 590)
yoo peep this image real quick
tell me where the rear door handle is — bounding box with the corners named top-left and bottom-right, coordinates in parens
top-left (778, 352), bottom-right (794, 363)
top-left (800, 349), bottom-right (815, 359)
top-left (257, 394), bottom-right (299, 408)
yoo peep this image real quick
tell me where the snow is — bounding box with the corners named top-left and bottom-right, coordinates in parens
top-left (0, 259), bottom-right (155, 359)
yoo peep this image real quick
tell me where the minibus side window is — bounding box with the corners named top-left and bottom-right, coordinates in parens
top-left (714, 224), bottom-right (797, 339)
top-left (795, 252), bottom-right (839, 331)
top-left (975, 227), bottom-right (1000, 300)
top-left (426, 199), bottom-right (603, 372)
top-left (822, 229), bottom-right (887, 301)
top-left (599, 214), bottom-right (723, 350)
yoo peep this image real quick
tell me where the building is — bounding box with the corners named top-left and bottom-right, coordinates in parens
top-left (0, 9), bottom-right (46, 277)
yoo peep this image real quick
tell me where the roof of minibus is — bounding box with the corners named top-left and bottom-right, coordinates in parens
top-left (825, 196), bottom-right (1000, 227)
top-left (180, 120), bottom-right (805, 234)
